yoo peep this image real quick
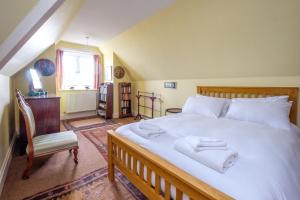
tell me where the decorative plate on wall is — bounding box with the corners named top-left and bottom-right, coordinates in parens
top-left (34, 59), bottom-right (55, 76)
top-left (114, 66), bottom-right (125, 79)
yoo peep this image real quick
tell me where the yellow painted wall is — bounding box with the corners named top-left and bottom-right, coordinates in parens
top-left (100, 0), bottom-right (300, 123)
top-left (132, 76), bottom-right (300, 124)
top-left (112, 53), bottom-right (133, 117)
top-left (0, 75), bottom-right (14, 174)
top-left (12, 44), bottom-right (56, 95)
top-left (101, 0), bottom-right (300, 80)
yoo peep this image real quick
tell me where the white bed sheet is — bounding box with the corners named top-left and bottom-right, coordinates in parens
top-left (116, 113), bottom-right (300, 200)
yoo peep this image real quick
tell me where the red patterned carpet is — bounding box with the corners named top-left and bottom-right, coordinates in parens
top-left (1, 120), bottom-right (146, 200)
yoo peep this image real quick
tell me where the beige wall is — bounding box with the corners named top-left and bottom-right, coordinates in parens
top-left (100, 0), bottom-right (300, 122)
top-left (0, 74), bottom-right (14, 173)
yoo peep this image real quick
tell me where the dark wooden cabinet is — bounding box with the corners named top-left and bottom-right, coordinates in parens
top-left (19, 95), bottom-right (60, 154)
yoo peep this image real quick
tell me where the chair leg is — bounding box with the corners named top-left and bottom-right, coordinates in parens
top-left (69, 149), bottom-right (72, 154)
top-left (73, 147), bottom-right (78, 164)
top-left (22, 155), bottom-right (33, 179)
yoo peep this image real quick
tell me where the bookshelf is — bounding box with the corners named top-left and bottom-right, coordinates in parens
top-left (97, 82), bottom-right (113, 119)
top-left (119, 82), bottom-right (132, 118)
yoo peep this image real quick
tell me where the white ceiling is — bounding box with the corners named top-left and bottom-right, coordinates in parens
top-left (61, 0), bottom-right (175, 45)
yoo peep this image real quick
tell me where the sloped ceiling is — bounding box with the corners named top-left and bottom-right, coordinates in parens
top-left (0, 0), bottom-right (38, 44)
top-left (61, 0), bottom-right (175, 45)
top-left (0, 0), bottom-right (83, 76)
top-left (0, 0), bottom-right (175, 76)
top-left (101, 0), bottom-right (300, 81)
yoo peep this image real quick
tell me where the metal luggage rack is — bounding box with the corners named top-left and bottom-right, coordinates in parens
top-left (135, 91), bottom-right (162, 120)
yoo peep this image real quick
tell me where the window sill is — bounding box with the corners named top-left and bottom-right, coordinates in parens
top-left (58, 89), bottom-right (98, 92)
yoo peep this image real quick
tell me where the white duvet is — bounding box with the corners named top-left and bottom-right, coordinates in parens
top-left (116, 113), bottom-right (300, 200)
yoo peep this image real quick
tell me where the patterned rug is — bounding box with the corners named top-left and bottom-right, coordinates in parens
top-left (22, 123), bottom-right (146, 200)
top-left (62, 116), bottom-right (115, 131)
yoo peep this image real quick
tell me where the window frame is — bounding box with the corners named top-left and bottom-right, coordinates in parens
top-left (61, 50), bottom-right (96, 91)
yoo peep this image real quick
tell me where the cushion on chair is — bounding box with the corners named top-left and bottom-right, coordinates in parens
top-left (26, 131), bottom-right (78, 156)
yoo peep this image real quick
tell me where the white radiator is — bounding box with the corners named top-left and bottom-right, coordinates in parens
top-left (65, 92), bottom-right (97, 113)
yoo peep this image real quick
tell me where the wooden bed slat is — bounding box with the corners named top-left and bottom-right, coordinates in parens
top-left (133, 157), bottom-right (138, 175)
top-left (155, 173), bottom-right (161, 194)
top-left (176, 188), bottom-right (183, 200)
top-left (165, 181), bottom-right (171, 200)
top-left (147, 167), bottom-right (152, 187)
top-left (140, 162), bottom-right (144, 180)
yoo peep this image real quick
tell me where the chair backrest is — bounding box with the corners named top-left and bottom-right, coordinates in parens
top-left (16, 90), bottom-right (36, 141)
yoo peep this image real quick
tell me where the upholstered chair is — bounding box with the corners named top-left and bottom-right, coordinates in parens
top-left (16, 90), bottom-right (79, 179)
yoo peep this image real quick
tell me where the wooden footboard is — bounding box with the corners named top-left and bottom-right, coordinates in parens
top-left (107, 130), bottom-right (233, 200)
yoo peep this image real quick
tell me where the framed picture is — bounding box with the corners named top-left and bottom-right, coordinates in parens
top-left (104, 66), bottom-right (112, 81)
top-left (164, 82), bottom-right (177, 89)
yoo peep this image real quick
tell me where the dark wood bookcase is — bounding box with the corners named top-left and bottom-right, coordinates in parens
top-left (98, 82), bottom-right (113, 119)
top-left (119, 82), bottom-right (132, 118)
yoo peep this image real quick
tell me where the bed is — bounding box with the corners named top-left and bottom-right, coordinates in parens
top-left (107, 86), bottom-right (299, 200)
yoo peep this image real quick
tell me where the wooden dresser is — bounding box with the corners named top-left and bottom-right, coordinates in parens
top-left (19, 95), bottom-right (60, 154)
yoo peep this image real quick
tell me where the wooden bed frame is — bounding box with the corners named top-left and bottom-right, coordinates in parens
top-left (108, 86), bottom-right (298, 200)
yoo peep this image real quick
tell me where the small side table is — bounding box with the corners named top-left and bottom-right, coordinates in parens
top-left (165, 108), bottom-right (182, 115)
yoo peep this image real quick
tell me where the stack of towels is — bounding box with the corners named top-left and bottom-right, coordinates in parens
top-left (174, 136), bottom-right (238, 173)
top-left (130, 121), bottom-right (165, 139)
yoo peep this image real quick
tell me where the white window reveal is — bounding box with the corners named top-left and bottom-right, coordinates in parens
top-left (62, 51), bottom-right (95, 90)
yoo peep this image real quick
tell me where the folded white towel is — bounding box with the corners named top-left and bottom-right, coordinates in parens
top-left (185, 136), bottom-right (227, 151)
top-left (194, 146), bottom-right (229, 151)
top-left (174, 139), bottom-right (238, 173)
top-left (138, 121), bottom-right (162, 132)
top-left (130, 125), bottom-right (165, 139)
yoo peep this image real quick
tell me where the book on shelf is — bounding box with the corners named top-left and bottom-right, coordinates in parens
top-left (121, 86), bottom-right (131, 93)
top-left (119, 82), bottom-right (132, 118)
top-left (121, 100), bottom-right (130, 107)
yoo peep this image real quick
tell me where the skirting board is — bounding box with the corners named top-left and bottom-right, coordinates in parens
top-left (113, 112), bottom-right (119, 119)
top-left (0, 134), bottom-right (16, 195)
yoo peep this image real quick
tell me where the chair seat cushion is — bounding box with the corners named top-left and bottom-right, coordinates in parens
top-left (27, 131), bottom-right (78, 156)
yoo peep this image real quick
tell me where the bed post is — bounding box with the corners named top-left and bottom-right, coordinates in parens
top-left (108, 132), bottom-right (115, 182)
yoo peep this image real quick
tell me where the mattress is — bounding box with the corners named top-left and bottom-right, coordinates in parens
top-left (116, 113), bottom-right (300, 200)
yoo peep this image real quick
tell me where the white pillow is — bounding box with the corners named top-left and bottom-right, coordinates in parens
top-left (196, 94), bottom-right (231, 116)
top-left (225, 101), bottom-right (292, 130)
top-left (183, 95), bottom-right (227, 118)
top-left (232, 95), bottom-right (288, 103)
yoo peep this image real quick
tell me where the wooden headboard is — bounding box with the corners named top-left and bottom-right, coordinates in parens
top-left (197, 86), bottom-right (299, 124)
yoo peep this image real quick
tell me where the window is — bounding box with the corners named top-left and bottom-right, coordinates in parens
top-left (62, 51), bottom-right (95, 90)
